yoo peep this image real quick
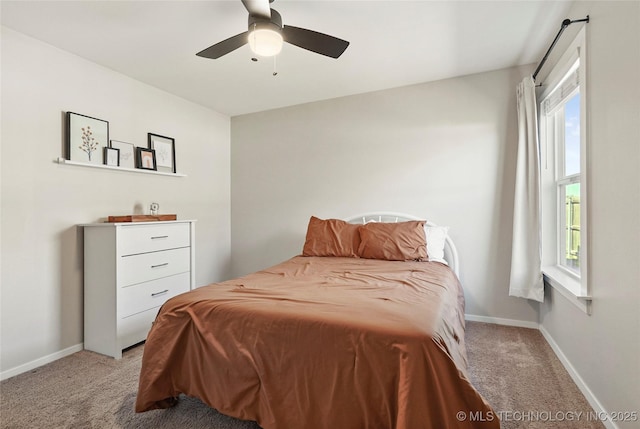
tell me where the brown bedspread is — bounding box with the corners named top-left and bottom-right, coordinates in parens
top-left (135, 256), bottom-right (499, 429)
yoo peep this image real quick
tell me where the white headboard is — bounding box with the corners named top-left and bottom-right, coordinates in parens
top-left (345, 212), bottom-right (460, 277)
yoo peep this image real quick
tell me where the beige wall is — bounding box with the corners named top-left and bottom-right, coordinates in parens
top-left (538, 2), bottom-right (640, 427)
top-left (0, 28), bottom-right (231, 374)
top-left (4, 1), bottom-right (638, 421)
top-left (231, 65), bottom-right (539, 323)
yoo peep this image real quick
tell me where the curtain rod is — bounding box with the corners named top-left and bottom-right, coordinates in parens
top-left (532, 15), bottom-right (589, 82)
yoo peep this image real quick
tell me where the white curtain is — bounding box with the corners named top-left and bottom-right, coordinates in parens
top-left (509, 76), bottom-right (544, 302)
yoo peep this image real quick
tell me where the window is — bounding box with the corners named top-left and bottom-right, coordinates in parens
top-left (551, 82), bottom-right (581, 275)
top-left (540, 27), bottom-right (589, 307)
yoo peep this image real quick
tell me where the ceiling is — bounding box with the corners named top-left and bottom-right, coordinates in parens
top-left (1, 1), bottom-right (574, 116)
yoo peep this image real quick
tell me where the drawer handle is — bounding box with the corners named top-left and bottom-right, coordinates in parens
top-left (151, 289), bottom-right (169, 297)
top-left (151, 263), bottom-right (169, 269)
top-left (150, 235), bottom-right (169, 240)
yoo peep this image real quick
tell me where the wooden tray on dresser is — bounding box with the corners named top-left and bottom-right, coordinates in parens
top-left (107, 214), bottom-right (177, 223)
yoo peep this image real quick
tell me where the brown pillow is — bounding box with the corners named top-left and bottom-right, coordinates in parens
top-left (302, 216), bottom-right (361, 258)
top-left (357, 221), bottom-right (427, 261)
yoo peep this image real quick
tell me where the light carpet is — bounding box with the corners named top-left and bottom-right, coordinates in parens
top-left (0, 322), bottom-right (605, 428)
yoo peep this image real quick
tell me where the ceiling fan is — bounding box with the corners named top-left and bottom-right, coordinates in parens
top-left (196, 0), bottom-right (350, 60)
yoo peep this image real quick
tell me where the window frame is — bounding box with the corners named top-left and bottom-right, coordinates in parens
top-left (539, 27), bottom-right (591, 313)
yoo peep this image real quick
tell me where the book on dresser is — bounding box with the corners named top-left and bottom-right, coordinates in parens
top-left (82, 220), bottom-right (196, 359)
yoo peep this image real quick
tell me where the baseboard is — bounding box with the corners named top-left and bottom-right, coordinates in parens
top-left (465, 313), bottom-right (540, 329)
top-left (0, 343), bottom-right (84, 381)
top-left (538, 325), bottom-right (618, 429)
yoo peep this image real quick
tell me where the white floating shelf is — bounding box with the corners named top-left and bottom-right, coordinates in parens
top-left (55, 157), bottom-right (186, 177)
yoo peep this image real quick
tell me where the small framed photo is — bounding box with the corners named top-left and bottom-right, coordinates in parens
top-left (104, 147), bottom-right (120, 166)
top-left (109, 140), bottom-right (135, 168)
top-left (136, 147), bottom-right (157, 171)
top-left (148, 133), bottom-right (176, 173)
top-left (66, 112), bottom-right (109, 165)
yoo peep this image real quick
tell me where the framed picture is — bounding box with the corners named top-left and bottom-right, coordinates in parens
top-left (109, 140), bottom-right (135, 168)
top-left (148, 133), bottom-right (176, 173)
top-left (136, 147), bottom-right (157, 171)
top-left (104, 147), bottom-right (120, 166)
top-left (66, 112), bottom-right (109, 165)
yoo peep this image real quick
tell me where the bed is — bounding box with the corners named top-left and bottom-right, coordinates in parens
top-left (135, 213), bottom-right (499, 429)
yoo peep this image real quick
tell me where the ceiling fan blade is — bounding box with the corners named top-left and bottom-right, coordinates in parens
top-left (196, 32), bottom-right (249, 59)
top-left (241, 0), bottom-right (271, 19)
top-left (282, 26), bottom-right (349, 58)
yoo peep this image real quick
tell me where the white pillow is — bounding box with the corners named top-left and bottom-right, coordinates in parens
top-left (424, 225), bottom-right (449, 265)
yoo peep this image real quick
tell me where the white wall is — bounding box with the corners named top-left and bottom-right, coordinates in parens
top-left (231, 65), bottom-right (538, 323)
top-left (538, 2), bottom-right (640, 427)
top-left (0, 28), bottom-right (231, 375)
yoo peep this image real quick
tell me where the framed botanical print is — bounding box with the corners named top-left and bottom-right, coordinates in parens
top-left (66, 112), bottom-right (109, 165)
top-left (148, 133), bottom-right (176, 173)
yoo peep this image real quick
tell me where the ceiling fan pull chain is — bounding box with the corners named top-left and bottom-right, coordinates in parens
top-left (273, 55), bottom-right (278, 76)
top-left (250, 24), bottom-right (259, 62)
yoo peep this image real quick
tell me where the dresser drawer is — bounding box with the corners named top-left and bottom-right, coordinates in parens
top-left (119, 223), bottom-right (190, 256)
top-left (119, 247), bottom-right (190, 287)
top-left (119, 272), bottom-right (190, 318)
top-left (118, 306), bottom-right (159, 352)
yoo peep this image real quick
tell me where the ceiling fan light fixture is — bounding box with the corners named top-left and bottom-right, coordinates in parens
top-left (196, 1), bottom-right (349, 60)
top-left (248, 28), bottom-right (283, 57)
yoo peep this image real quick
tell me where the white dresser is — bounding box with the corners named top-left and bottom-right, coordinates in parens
top-left (82, 220), bottom-right (196, 358)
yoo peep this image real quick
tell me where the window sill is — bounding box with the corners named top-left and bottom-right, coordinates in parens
top-left (542, 265), bottom-right (592, 315)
